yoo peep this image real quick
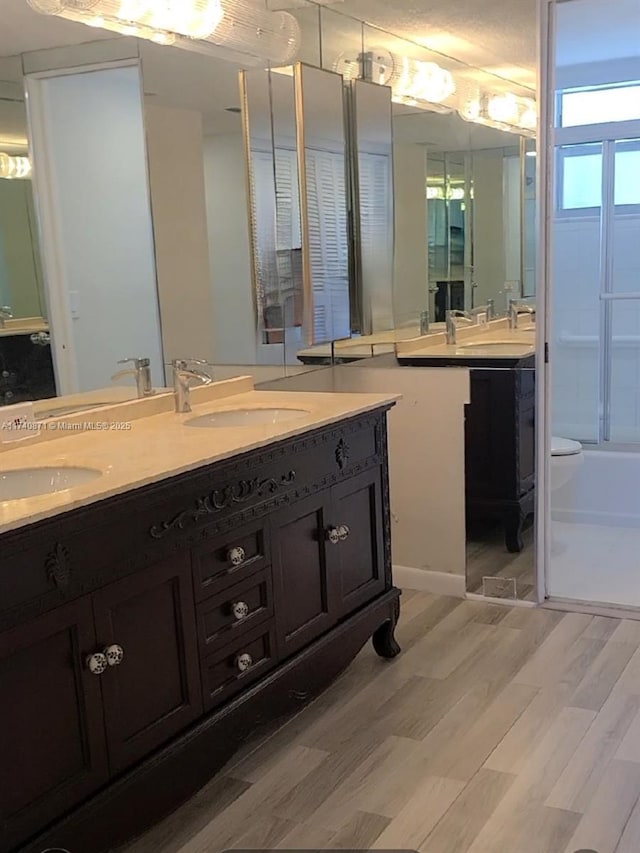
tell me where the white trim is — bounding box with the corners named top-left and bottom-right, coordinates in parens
top-left (544, 597), bottom-right (640, 621)
top-left (393, 565), bottom-right (466, 597)
top-left (465, 593), bottom-right (537, 609)
top-left (536, 0), bottom-right (553, 606)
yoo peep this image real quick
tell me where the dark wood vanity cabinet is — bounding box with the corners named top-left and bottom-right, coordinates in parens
top-left (397, 351), bottom-right (535, 552)
top-left (92, 554), bottom-right (202, 773)
top-left (0, 407), bottom-right (399, 853)
top-left (0, 599), bottom-right (109, 852)
top-left (465, 360), bottom-right (536, 552)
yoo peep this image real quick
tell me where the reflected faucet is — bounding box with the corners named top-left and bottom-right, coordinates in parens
top-left (111, 357), bottom-right (155, 399)
top-left (445, 310), bottom-right (475, 345)
top-left (509, 300), bottom-right (536, 330)
top-left (172, 359), bottom-right (213, 413)
top-left (0, 306), bottom-right (13, 329)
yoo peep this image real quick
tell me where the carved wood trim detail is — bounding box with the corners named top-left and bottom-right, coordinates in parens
top-left (45, 543), bottom-right (72, 589)
top-left (150, 471), bottom-right (297, 539)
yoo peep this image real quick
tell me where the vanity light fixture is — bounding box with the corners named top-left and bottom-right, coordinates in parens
top-left (459, 92), bottom-right (537, 136)
top-left (335, 49), bottom-right (456, 110)
top-left (27, 0), bottom-right (223, 41)
top-left (26, 0), bottom-right (301, 65)
top-left (0, 152), bottom-right (32, 180)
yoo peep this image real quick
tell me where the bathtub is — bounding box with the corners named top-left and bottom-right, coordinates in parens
top-left (552, 448), bottom-right (640, 528)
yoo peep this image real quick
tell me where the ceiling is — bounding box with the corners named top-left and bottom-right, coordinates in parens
top-left (0, 0), bottom-right (538, 86)
top-left (336, 0), bottom-right (538, 88)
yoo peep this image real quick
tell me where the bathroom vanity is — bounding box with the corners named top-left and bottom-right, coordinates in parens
top-left (0, 384), bottom-right (400, 853)
top-left (397, 325), bottom-right (536, 552)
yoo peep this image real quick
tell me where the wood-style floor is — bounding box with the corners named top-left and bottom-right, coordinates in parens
top-left (120, 592), bottom-right (640, 853)
top-left (466, 523), bottom-right (536, 601)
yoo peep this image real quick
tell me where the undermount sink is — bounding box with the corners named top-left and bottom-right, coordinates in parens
top-left (186, 407), bottom-right (311, 428)
top-left (0, 466), bottom-right (102, 501)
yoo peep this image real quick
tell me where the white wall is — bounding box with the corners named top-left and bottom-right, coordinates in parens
top-left (393, 143), bottom-right (427, 327)
top-left (145, 103), bottom-right (215, 365)
top-left (473, 149), bottom-right (506, 308)
top-left (263, 360), bottom-right (470, 585)
top-left (30, 65), bottom-right (164, 392)
top-left (203, 132), bottom-right (259, 365)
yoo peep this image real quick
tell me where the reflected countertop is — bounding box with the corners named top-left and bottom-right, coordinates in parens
top-left (0, 317), bottom-right (48, 338)
top-left (0, 378), bottom-right (399, 535)
top-left (396, 319), bottom-right (536, 361)
top-left (296, 326), bottom-right (430, 362)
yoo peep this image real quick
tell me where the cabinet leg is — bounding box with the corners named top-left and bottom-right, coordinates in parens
top-left (372, 597), bottom-right (401, 659)
top-left (505, 509), bottom-right (525, 553)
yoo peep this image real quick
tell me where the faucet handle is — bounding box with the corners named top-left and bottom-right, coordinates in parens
top-left (171, 358), bottom-right (209, 368)
top-left (119, 357), bottom-right (150, 368)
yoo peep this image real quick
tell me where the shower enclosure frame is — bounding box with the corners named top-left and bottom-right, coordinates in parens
top-left (537, 0), bottom-right (640, 609)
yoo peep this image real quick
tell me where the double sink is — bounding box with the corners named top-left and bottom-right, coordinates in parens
top-left (0, 407), bottom-right (311, 501)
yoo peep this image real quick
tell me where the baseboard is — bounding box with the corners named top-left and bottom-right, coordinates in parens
top-left (393, 565), bottom-right (466, 597)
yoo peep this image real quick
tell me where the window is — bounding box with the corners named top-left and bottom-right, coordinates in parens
top-left (558, 82), bottom-right (640, 128)
top-left (556, 140), bottom-right (640, 213)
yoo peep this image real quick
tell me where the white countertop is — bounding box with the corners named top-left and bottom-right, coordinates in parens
top-left (0, 382), bottom-right (399, 535)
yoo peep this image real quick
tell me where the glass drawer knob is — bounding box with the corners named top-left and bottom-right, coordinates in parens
top-left (338, 524), bottom-right (350, 541)
top-left (236, 653), bottom-right (253, 672)
top-left (86, 652), bottom-right (108, 675)
top-left (327, 528), bottom-right (340, 545)
top-left (104, 644), bottom-right (124, 666)
top-left (227, 546), bottom-right (246, 567)
top-left (232, 601), bottom-right (250, 621)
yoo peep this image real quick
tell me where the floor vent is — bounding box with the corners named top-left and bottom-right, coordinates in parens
top-left (482, 576), bottom-right (517, 599)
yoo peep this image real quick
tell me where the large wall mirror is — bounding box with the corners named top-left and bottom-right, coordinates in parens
top-left (393, 109), bottom-right (536, 331)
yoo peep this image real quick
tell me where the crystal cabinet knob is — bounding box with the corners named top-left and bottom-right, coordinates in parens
top-left (337, 524), bottom-right (350, 541)
top-left (227, 546), bottom-right (246, 567)
top-left (236, 653), bottom-right (253, 673)
top-left (86, 652), bottom-right (108, 675)
top-left (326, 528), bottom-right (340, 545)
top-left (104, 644), bottom-right (124, 667)
top-left (232, 601), bottom-right (250, 621)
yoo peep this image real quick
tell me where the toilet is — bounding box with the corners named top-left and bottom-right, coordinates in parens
top-left (551, 436), bottom-right (584, 492)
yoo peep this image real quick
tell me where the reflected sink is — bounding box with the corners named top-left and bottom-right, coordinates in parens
top-left (186, 408), bottom-right (311, 428)
top-left (0, 466), bottom-right (102, 501)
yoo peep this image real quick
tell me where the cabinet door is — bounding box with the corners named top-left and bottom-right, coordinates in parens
top-left (93, 554), bottom-right (202, 773)
top-left (0, 598), bottom-right (109, 851)
top-left (332, 468), bottom-right (386, 617)
top-left (271, 493), bottom-right (338, 657)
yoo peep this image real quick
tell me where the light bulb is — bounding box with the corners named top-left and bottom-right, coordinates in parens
top-left (487, 93), bottom-right (519, 124)
top-left (0, 153), bottom-right (32, 180)
top-left (519, 99), bottom-right (537, 129)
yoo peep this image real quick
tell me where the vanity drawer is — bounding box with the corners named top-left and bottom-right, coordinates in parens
top-left (196, 569), bottom-right (273, 652)
top-left (201, 624), bottom-right (277, 711)
top-left (192, 522), bottom-right (269, 601)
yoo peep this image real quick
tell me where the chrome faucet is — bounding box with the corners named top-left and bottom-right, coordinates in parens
top-left (172, 358), bottom-right (213, 413)
top-left (509, 300), bottom-right (536, 330)
top-left (111, 357), bottom-right (155, 398)
top-left (0, 306), bottom-right (13, 329)
top-left (420, 310), bottom-right (430, 336)
top-left (446, 310), bottom-right (475, 345)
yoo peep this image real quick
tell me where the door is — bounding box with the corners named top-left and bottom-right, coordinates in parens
top-left (0, 598), bottom-right (109, 851)
top-left (92, 554), bottom-right (202, 773)
top-left (331, 468), bottom-right (386, 617)
top-left (271, 492), bottom-right (337, 657)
